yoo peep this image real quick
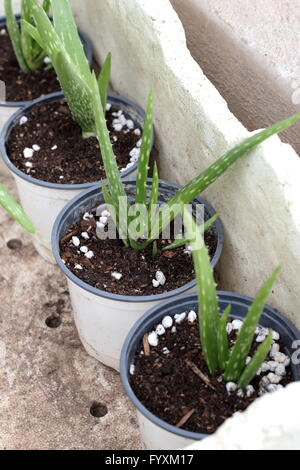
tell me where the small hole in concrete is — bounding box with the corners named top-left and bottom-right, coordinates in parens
top-left (7, 239), bottom-right (23, 250)
top-left (45, 315), bottom-right (62, 328)
top-left (90, 402), bottom-right (108, 418)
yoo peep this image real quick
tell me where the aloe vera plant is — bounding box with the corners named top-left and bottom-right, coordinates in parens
top-left (0, 184), bottom-right (35, 233)
top-left (22, 0), bottom-right (110, 138)
top-left (183, 208), bottom-right (279, 387)
top-left (4, 0), bottom-right (50, 73)
top-left (91, 66), bottom-right (300, 254)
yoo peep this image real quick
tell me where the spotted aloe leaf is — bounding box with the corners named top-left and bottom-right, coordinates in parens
top-left (92, 72), bottom-right (129, 243)
top-left (218, 305), bottom-right (231, 370)
top-left (183, 208), bottom-right (219, 374)
top-left (54, 50), bottom-right (95, 137)
top-left (122, 91), bottom-right (153, 246)
top-left (51, 0), bottom-right (90, 79)
top-left (23, 0), bottom-right (95, 137)
top-left (5, 0), bottom-right (29, 72)
top-left (5, 0), bottom-right (50, 73)
top-left (146, 112), bottom-right (300, 246)
top-left (147, 162), bottom-right (159, 237)
top-left (20, 0), bottom-right (46, 71)
top-left (135, 90), bottom-right (153, 207)
top-left (0, 184), bottom-right (35, 233)
top-left (224, 267), bottom-right (280, 382)
top-left (237, 332), bottom-right (273, 388)
top-left (98, 53), bottom-right (111, 112)
top-left (162, 213), bottom-right (219, 252)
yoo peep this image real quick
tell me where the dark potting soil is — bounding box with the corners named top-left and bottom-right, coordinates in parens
top-left (0, 28), bottom-right (60, 102)
top-left (59, 212), bottom-right (217, 296)
top-left (6, 99), bottom-right (142, 184)
top-left (130, 317), bottom-right (293, 434)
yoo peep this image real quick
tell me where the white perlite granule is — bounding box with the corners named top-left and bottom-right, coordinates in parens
top-left (19, 116), bottom-right (28, 125)
top-left (23, 148), bottom-right (34, 159)
top-left (72, 236), bottom-right (80, 247)
top-left (83, 212), bottom-right (93, 221)
top-left (156, 324), bottom-right (165, 336)
top-left (162, 316), bottom-right (173, 329)
top-left (148, 331), bottom-right (158, 347)
top-left (188, 310), bottom-right (197, 323)
top-left (226, 382), bottom-right (237, 394)
top-left (111, 272), bottom-right (122, 281)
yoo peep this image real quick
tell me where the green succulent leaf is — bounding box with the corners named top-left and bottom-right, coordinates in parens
top-left (54, 50), bottom-right (95, 137)
top-left (147, 162), bottom-right (159, 238)
top-left (20, 0), bottom-right (46, 71)
top-left (135, 90), bottom-right (154, 207)
top-left (224, 267), bottom-right (280, 382)
top-left (92, 72), bottom-right (128, 242)
top-left (149, 163), bottom-right (159, 208)
top-left (98, 53), bottom-right (111, 112)
top-left (237, 332), bottom-right (273, 389)
top-left (184, 208), bottom-right (219, 375)
top-left (42, 0), bottom-right (51, 14)
top-left (218, 305), bottom-right (231, 370)
top-left (146, 112), bottom-right (300, 246)
top-left (152, 240), bottom-right (158, 257)
top-left (0, 184), bottom-right (35, 233)
top-left (51, 0), bottom-right (90, 80)
top-left (5, 0), bottom-right (29, 72)
top-left (21, 19), bottom-right (44, 49)
top-left (26, 0), bottom-right (95, 136)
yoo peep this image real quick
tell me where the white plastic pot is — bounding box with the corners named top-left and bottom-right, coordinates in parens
top-left (120, 292), bottom-right (300, 450)
top-left (0, 92), bottom-right (151, 263)
top-left (0, 105), bottom-right (23, 177)
top-left (52, 181), bottom-right (224, 370)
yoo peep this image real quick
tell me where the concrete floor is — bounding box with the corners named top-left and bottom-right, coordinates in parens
top-left (0, 175), bottom-right (143, 450)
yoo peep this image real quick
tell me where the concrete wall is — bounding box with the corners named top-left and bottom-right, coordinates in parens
top-left (170, 0), bottom-right (300, 156)
top-left (69, 0), bottom-right (300, 330)
top-left (2, 1), bottom-right (300, 327)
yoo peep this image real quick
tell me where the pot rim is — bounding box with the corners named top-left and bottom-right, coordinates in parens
top-left (0, 91), bottom-right (153, 189)
top-left (51, 179), bottom-right (224, 303)
top-left (0, 14), bottom-right (93, 107)
top-left (120, 291), bottom-right (300, 441)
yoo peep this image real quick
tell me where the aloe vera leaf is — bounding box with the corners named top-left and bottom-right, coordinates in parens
top-left (224, 267), bottom-right (280, 382)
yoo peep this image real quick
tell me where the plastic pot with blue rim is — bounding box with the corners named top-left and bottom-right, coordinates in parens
top-left (120, 292), bottom-right (300, 450)
top-left (0, 93), bottom-right (152, 263)
top-left (52, 179), bottom-right (223, 371)
top-left (0, 14), bottom-right (93, 176)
